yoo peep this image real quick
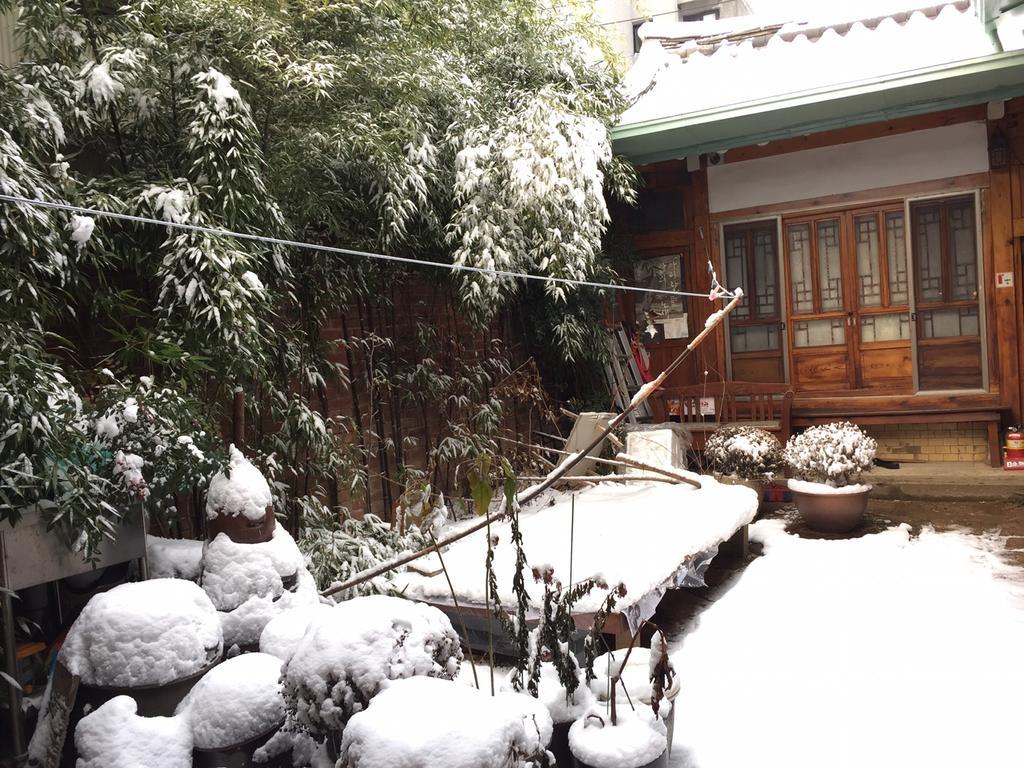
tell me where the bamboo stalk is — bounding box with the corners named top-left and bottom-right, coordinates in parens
top-left (320, 293), bottom-right (741, 599)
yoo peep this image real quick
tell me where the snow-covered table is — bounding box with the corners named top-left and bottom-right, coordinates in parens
top-left (395, 478), bottom-right (758, 649)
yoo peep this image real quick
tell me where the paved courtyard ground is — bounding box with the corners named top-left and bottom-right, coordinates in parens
top-left (656, 494), bottom-right (1024, 768)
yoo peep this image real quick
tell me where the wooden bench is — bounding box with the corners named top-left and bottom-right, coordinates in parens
top-left (792, 408), bottom-right (1010, 468)
top-left (649, 382), bottom-right (795, 449)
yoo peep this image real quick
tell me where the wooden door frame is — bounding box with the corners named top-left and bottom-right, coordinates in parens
top-left (903, 189), bottom-right (989, 394)
top-left (717, 215), bottom-right (789, 383)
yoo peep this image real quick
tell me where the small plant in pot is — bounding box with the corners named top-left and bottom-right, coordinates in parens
top-left (784, 421), bottom-right (877, 533)
top-left (704, 425), bottom-right (784, 509)
top-left (569, 623), bottom-right (674, 768)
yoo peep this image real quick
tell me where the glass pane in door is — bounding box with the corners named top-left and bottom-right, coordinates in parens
top-left (885, 212), bottom-right (909, 304)
top-left (753, 227), bottom-right (778, 319)
top-left (788, 224), bottom-right (814, 313)
top-left (816, 219), bottom-right (843, 311)
top-left (855, 214), bottom-right (882, 307)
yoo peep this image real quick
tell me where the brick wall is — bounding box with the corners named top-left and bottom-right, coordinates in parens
top-left (864, 423), bottom-right (989, 463)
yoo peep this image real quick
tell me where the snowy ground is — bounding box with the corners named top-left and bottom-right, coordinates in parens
top-left (667, 517), bottom-right (1024, 768)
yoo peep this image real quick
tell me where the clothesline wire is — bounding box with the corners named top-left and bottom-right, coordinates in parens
top-left (0, 193), bottom-right (731, 301)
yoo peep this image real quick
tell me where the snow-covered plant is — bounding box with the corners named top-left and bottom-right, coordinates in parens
top-left (785, 422), bottom-right (877, 487)
top-left (706, 425), bottom-right (785, 482)
top-left (0, 0), bottom-right (633, 550)
top-left (0, 328), bottom-right (115, 558)
top-left (298, 502), bottom-right (430, 596)
top-left (280, 595), bottom-right (463, 753)
top-left (91, 373), bottom-right (223, 531)
top-left (526, 566), bottom-right (610, 714)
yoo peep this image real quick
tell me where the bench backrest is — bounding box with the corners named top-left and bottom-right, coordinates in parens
top-left (650, 381), bottom-right (794, 439)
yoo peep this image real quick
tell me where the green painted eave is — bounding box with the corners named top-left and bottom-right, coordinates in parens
top-left (612, 49), bottom-right (1024, 164)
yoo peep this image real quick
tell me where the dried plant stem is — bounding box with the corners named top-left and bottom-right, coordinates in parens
top-left (429, 533), bottom-right (479, 690)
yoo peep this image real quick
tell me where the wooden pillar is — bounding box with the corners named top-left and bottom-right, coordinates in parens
top-left (988, 129), bottom-right (1022, 425)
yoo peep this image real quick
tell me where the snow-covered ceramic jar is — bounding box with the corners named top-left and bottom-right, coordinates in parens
top-left (206, 446), bottom-right (276, 544)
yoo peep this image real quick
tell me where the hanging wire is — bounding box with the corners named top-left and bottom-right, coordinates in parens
top-left (0, 192), bottom-right (735, 302)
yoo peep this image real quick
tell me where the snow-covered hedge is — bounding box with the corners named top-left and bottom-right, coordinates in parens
top-left (280, 595), bottom-right (463, 749)
top-left (705, 425), bottom-right (784, 482)
top-left (785, 422), bottom-right (876, 487)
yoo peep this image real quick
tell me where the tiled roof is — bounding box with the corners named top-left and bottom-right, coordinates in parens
top-left (620, 0), bottom-right (1001, 128)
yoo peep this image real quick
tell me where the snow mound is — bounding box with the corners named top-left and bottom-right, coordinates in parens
top-left (201, 526), bottom-right (303, 612)
top-left (60, 578), bottom-right (221, 687)
top-left (673, 520), bottom-right (1024, 768)
top-left (339, 676), bottom-right (553, 768)
top-left (568, 707), bottom-right (666, 768)
top-left (260, 603), bottom-right (333, 662)
top-left (176, 652), bottom-right (285, 749)
top-left (503, 663), bottom-right (594, 725)
top-left (75, 696), bottom-right (191, 768)
top-left (281, 595), bottom-right (463, 740)
top-left (220, 568), bottom-right (322, 650)
top-left (206, 445), bottom-right (273, 521)
top-left (146, 534), bottom-right (204, 580)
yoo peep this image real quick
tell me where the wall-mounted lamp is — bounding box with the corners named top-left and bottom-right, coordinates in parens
top-left (989, 130), bottom-right (1009, 169)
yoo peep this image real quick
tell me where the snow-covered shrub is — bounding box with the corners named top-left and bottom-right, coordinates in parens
top-left (92, 373), bottom-right (223, 531)
top-left (705, 425), bottom-right (785, 482)
top-left (59, 579), bottom-right (222, 687)
top-left (281, 595), bottom-right (463, 751)
top-left (339, 676), bottom-right (554, 768)
top-left (785, 422), bottom-right (877, 487)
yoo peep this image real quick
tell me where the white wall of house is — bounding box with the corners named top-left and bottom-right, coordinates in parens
top-left (706, 122), bottom-right (990, 213)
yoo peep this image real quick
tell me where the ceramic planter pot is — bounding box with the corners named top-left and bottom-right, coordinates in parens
top-left (715, 476), bottom-right (765, 513)
top-left (548, 720), bottom-right (572, 767)
top-left (790, 485), bottom-right (871, 533)
top-left (573, 751), bottom-right (668, 768)
top-left (193, 722), bottom-right (287, 768)
top-left (207, 505), bottom-right (276, 544)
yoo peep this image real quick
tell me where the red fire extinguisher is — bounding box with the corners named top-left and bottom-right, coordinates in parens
top-left (1004, 426), bottom-right (1024, 470)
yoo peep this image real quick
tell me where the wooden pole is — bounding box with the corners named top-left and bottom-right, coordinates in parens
top-left (232, 388), bottom-right (245, 448)
top-left (320, 293), bottom-right (741, 599)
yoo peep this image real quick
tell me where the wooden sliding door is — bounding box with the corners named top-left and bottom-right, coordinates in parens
top-left (723, 221), bottom-right (785, 383)
top-left (909, 194), bottom-right (984, 390)
top-left (783, 206), bottom-right (913, 393)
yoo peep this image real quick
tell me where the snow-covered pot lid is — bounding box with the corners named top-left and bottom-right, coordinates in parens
top-left (175, 652), bottom-right (286, 750)
top-left (588, 649), bottom-right (680, 706)
top-left (74, 695), bottom-right (193, 768)
top-left (59, 579), bottom-right (223, 689)
top-left (205, 446), bottom-right (275, 543)
top-left (568, 708), bottom-right (667, 768)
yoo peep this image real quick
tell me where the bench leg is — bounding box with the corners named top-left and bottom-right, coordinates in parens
top-left (988, 421), bottom-right (1002, 468)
